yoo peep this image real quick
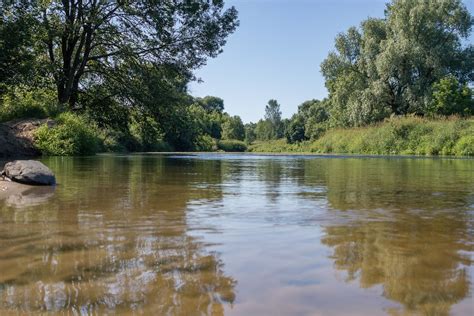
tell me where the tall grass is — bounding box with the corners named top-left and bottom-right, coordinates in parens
top-left (249, 117), bottom-right (474, 156)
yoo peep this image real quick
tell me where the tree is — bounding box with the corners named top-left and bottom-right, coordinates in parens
top-left (0, 5), bottom-right (41, 93)
top-left (2, 1), bottom-right (238, 108)
top-left (264, 99), bottom-right (283, 139)
top-left (285, 114), bottom-right (306, 143)
top-left (321, 0), bottom-right (473, 126)
top-left (285, 99), bottom-right (330, 143)
top-left (244, 122), bottom-right (257, 144)
top-left (303, 100), bottom-right (329, 140)
top-left (255, 119), bottom-right (273, 141)
top-left (429, 76), bottom-right (473, 116)
top-left (222, 115), bottom-right (245, 140)
top-left (197, 96), bottom-right (225, 113)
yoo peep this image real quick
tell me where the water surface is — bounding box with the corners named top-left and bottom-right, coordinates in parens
top-left (0, 154), bottom-right (473, 315)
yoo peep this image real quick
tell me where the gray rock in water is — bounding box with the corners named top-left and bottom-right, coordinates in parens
top-left (2, 160), bottom-right (56, 185)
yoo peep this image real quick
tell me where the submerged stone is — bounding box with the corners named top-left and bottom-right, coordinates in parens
top-left (2, 160), bottom-right (56, 186)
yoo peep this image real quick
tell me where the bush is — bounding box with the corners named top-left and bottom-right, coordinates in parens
top-left (0, 86), bottom-right (60, 122)
top-left (193, 134), bottom-right (215, 152)
top-left (454, 135), bottom-right (474, 156)
top-left (217, 139), bottom-right (247, 152)
top-left (35, 112), bottom-right (101, 156)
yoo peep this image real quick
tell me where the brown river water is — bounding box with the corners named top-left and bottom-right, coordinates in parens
top-left (0, 154), bottom-right (473, 315)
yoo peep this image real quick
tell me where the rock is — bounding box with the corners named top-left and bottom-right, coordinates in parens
top-left (2, 160), bottom-right (56, 185)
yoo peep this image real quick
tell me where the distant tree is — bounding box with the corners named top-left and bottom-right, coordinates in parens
top-left (304, 100), bottom-right (329, 140)
top-left (429, 76), bottom-right (473, 116)
top-left (285, 99), bottom-right (330, 143)
top-left (222, 115), bottom-right (245, 140)
top-left (198, 96), bottom-right (225, 113)
top-left (285, 114), bottom-right (306, 143)
top-left (264, 99), bottom-right (283, 139)
top-left (244, 122), bottom-right (257, 144)
top-left (321, 0), bottom-right (473, 126)
top-left (255, 119), bottom-right (273, 141)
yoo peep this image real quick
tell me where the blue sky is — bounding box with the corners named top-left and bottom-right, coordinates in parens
top-left (189, 0), bottom-right (474, 123)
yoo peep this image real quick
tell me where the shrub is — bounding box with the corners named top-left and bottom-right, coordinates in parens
top-left (35, 112), bottom-right (101, 156)
top-left (0, 86), bottom-right (60, 122)
top-left (193, 134), bottom-right (215, 152)
top-left (454, 135), bottom-right (474, 156)
top-left (217, 139), bottom-right (247, 152)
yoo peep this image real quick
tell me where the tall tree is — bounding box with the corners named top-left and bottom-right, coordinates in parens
top-left (2, 0), bottom-right (238, 108)
top-left (321, 0), bottom-right (473, 126)
top-left (264, 99), bottom-right (283, 139)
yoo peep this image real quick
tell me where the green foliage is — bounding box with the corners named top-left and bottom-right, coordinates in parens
top-left (194, 135), bottom-right (216, 152)
top-left (0, 8), bottom-right (40, 90)
top-left (284, 99), bottom-right (330, 143)
top-left (454, 135), bottom-right (474, 156)
top-left (285, 114), bottom-right (306, 143)
top-left (35, 112), bottom-right (101, 156)
top-left (196, 96), bottom-right (225, 113)
top-left (188, 104), bottom-right (224, 140)
top-left (128, 114), bottom-right (173, 152)
top-left (217, 140), bottom-right (247, 152)
top-left (248, 139), bottom-right (304, 153)
top-left (222, 115), bottom-right (245, 140)
top-left (244, 122), bottom-right (257, 144)
top-left (255, 119), bottom-right (274, 141)
top-left (250, 117), bottom-right (474, 156)
top-left (321, 0), bottom-right (473, 126)
top-left (429, 76), bottom-right (473, 116)
top-left (263, 99), bottom-right (284, 139)
top-left (0, 86), bottom-right (60, 122)
top-left (0, 1), bottom-right (238, 107)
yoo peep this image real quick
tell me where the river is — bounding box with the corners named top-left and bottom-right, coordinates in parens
top-left (0, 154), bottom-right (473, 315)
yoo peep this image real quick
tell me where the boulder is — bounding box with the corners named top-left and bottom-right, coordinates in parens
top-left (2, 160), bottom-right (56, 185)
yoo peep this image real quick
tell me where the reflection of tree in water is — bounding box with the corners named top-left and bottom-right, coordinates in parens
top-left (0, 156), bottom-right (236, 315)
top-left (317, 158), bottom-right (474, 316)
top-left (322, 213), bottom-right (471, 315)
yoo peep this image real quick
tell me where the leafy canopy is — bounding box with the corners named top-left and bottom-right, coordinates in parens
top-left (321, 0), bottom-right (473, 127)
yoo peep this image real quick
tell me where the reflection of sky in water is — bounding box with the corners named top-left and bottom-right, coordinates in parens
top-left (0, 154), bottom-right (473, 315)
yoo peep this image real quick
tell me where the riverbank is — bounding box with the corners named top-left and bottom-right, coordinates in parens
top-left (248, 117), bottom-right (474, 156)
top-left (2, 116), bottom-right (473, 158)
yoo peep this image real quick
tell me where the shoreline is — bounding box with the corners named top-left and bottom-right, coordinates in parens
top-left (98, 151), bottom-right (474, 160)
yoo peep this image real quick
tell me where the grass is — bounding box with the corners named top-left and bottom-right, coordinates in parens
top-left (248, 116), bottom-right (474, 156)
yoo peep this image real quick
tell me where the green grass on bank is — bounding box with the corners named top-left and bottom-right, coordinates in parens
top-left (24, 115), bottom-right (474, 157)
top-left (248, 116), bottom-right (474, 156)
